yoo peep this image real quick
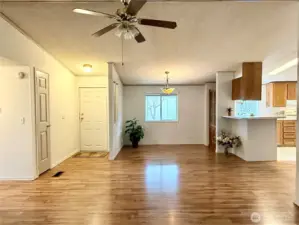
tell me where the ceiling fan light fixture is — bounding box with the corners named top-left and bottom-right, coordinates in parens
top-left (114, 24), bottom-right (139, 40)
top-left (161, 71), bottom-right (175, 95)
top-left (82, 64), bottom-right (93, 73)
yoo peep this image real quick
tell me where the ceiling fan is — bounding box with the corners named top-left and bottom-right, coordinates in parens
top-left (73, 0), bottom-right (177, 43)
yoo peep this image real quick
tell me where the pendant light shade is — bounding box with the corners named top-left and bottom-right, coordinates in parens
top-left (161, 71), bottom-right (175, 94)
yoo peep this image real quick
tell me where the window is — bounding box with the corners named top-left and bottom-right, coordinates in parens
top-left (235, 100), bottom-right (259, 116)
top-left (145, 95), bottom-right (178, 121)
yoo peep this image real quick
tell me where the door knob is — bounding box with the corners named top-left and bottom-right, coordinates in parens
top-left (46, 124), bottom-right (51, 128)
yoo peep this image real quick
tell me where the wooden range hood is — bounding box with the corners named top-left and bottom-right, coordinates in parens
top-left (232, 62), bottom-right (262, 100)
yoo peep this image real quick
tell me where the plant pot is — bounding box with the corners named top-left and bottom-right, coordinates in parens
top-left (228, 111), bottom-right (232, 116)
top-left (132, 141), bottom-right (139, 148)
top-left (224, 146), bottom-right (231, 156)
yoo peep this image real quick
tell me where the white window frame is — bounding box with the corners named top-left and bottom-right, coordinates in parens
top-left (145, 94), bottom-right (179, 123)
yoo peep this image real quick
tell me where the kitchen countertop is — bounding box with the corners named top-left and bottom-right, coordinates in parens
top-left (222, 116), bottom-right (286, 120)
top-left (277, 116), bottom-right (297, 121)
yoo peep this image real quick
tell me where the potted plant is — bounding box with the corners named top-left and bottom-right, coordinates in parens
top-left (227, 107), bottom-right (233, 116)
top-left (217, 130), bottom-right (241, 156)
top-left (125, 118), bottom-right (144, 148)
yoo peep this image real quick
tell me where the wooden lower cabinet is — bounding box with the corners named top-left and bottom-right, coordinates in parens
top-left (276, 120), bottom-right (283, 146)
top-left (277, 120), bottom-right (296, 147)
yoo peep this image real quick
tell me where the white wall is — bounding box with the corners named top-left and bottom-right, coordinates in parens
top-left (108, 63), bottom-right (124, 160)
top-left (216, 72), bottom-right (235, 152)
top-left (76, 76), bottom-right (108, 88)
top-left (123, 85), bottom-right (205, 145)
top-left (0, 65), bottom-right (35, 179)
top-left (0, 16), bottom-right (78, 179)
top-left (203, 83), bottom-right (216, 146)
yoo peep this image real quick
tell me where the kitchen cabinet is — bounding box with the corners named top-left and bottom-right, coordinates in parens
top-left (287, 82), bottom-right (296, 100)
top-left (266, 82), bottom-right (296, 107)
top-left (231, 62), bottom-right (262, 100)
top-left (232, 78), bottom-right (241, 100)
top-left (277, 120), bottom-right (296, 147)
top-left (266, 82), bottom-right (287, 107)
top-left (276, 120), bottom-right (283, 146)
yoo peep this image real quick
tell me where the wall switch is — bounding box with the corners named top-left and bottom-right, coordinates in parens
top-left (21, 117), bottom-right (25, 124)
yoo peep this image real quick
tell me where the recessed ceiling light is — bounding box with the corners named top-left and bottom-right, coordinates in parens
top-left (83, 64), bottom-right (92, 73)
top-left (269, 58), bottom-right (298, 75)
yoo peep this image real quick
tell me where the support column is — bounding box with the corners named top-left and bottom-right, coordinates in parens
top-left (216, 71), bottom-right (235, 153)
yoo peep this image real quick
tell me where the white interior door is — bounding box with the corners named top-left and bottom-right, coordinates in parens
top-left (35, 70), bottom-right (51, 175)
top-left (79, 87), bottom-right (108, 151)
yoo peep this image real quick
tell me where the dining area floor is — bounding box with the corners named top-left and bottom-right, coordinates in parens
top-left (0, 145), bottom-right (298, 225)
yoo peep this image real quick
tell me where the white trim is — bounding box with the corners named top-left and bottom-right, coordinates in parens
top-left (51, 148), bottom-right (79, 168)
top-left (109, 144), bottom-right (123, 160)
top-left (0, 176), bottom-right (35, 181)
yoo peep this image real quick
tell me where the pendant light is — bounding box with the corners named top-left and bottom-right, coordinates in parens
top-left (161, 71), bottom-right (175, 95)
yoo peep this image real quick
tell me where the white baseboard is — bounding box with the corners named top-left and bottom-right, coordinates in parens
top-left (109, 145), bottom-right (124, 160)
top-left (0, 176), bottom-right (35, 181)
top-left (51, 148), bottom-right (79, 168)
top-left (294, 201), bottom-right (299, 207)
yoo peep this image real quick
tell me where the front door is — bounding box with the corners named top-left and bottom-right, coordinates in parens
top-left (79, 87), bottom-right (107, 151)
top-left (35, 70), bottom-right (51, 174)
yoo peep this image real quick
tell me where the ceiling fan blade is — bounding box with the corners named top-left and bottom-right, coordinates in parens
top-left (138, 18), bottom-right (177, 29)
top-left (134, 28), bottom-right (146, 43)
top-left (73, 8), bottom-right (115, 19)
top-left (92, 23), bottom-right (119, 37)
top-left (126, 0), bottom-right (147, 16)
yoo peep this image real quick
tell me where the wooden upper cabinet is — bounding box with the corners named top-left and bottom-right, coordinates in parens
top-left (287, 82), bottom-right (296, 100)
top-left (231, 62), bottom-right (262, 100)
top-left (266, 82), bottom-right (287, 107)
top-left (240, 62), bottom-right (262, 100)
top-left (266, 82), bottom-right (296, 107)
top-left (232, 78), bottom-right (241, 100)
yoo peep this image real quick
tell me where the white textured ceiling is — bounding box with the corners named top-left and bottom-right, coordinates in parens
top-left (2, 1), bottom-right (298, 84)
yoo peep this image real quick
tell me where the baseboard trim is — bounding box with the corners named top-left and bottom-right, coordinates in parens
top-left (109, 145), bottom-right (124, 160)
top-left (123, 144), bottom-right (206, 147)
top-left (0, 176), bottom-right (35, 181)
top-left (51, 148), bottom-right (79, 169)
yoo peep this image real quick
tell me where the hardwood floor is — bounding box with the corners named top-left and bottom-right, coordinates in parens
top-left (0, 145), bottom-right (298, 225)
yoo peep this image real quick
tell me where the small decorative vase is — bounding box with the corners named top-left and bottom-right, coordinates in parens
top-left (228, 111), bottom-right (232, 116)
top-left (224, 146), bottom-right (229, 156)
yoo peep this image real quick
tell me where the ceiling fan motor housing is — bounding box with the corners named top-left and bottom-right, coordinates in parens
top-left (121, 0), bottom-right (129, 6)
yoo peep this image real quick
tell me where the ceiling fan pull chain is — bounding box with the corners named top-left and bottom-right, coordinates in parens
top-left (121, 35), bottom-right (124, 66)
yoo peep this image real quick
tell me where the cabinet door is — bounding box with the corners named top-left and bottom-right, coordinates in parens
top-left (273, 83), bottom-right (287, 107)
top-left (241, 62), bottom-right (262, 100)
top-left (287, 83), bottom-right (296, 100)
top-left (266, 83), bottom-right (272, 107)
top-left (277, 120), bottom-right (283, 146)
top-left (232, 78), bottom-right (241, 100)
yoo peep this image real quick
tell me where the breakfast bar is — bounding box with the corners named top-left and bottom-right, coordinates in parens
top-left (222, 116), bottom-right (283, 161)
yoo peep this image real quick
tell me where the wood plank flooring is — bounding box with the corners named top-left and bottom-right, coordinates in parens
top-left (0, 145), bottom-right (298, 225)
